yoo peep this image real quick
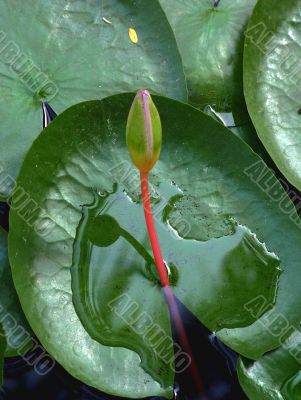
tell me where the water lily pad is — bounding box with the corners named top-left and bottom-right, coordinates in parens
top-left (8, 94), bottom-right (301, 396)
top-left (244, 0), bottom-right (301, 191)
top-left (159, 0), bottom-right (256, 113)
top-left (0, 226), bottom-right (32, 357)
top-left (0, 0), bottom-right (187, 200)
top-left (238, 330), bottom-right (301, 400)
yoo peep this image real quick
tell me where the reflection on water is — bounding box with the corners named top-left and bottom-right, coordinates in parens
top-left (71, 181), bottom-right (280, 392)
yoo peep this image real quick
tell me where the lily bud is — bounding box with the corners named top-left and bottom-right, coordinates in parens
top-left (126, 90), bottom-right (162, 173)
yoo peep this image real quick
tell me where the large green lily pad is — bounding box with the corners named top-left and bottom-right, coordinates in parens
top-left (244, 0), bottom-right (301, 191)
top-left (238, 330), bottom-right (301, 400)
top-left (8, 94), bottom-right (301, 396)
top-left (0, 226), bottom-right (32, 357)
top-left (0, 0), bottom-right (187, 200)
top-left (159, 0), bottom-right (256, 113)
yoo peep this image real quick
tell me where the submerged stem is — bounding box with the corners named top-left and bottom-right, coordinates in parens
top-left (163, 286), bottom-right (206, 397)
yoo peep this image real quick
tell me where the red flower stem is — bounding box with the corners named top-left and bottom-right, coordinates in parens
top-left (140, 171), bottom-right (206, 399)
top-left (140, 171), bottom-right (169, 287)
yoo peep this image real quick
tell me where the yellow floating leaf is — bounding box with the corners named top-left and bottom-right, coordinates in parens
top-left (128, 28), bottom-right (138, 44)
